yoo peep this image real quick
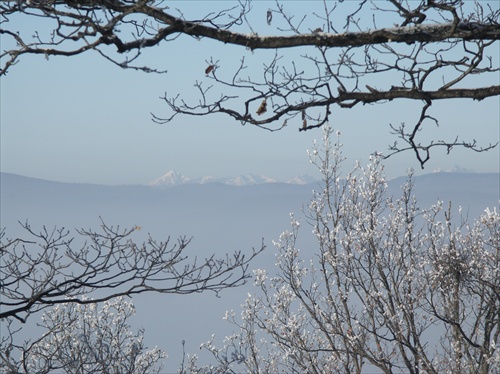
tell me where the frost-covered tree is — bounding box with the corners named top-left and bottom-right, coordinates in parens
top-left (0, 221), bottom-right (263, 371)
top-left (186, 126), bottom-right (499, 373)
top-left (21, 297), bottom-right (166, 374)
top-left (1, 1), bottom-right (499, 165)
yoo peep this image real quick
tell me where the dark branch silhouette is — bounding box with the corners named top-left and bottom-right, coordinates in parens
top-left (0, 220), bottom-right (264, 323)
top-left (1, 0), bottom-right (499, 166)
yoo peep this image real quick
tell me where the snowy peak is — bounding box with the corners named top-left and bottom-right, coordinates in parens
top-left (432, 165), bottom-right (476, 173)
top-left (224, 174), bottom-right (278, 186)
top-left (148, 171), bottom-right (318, 188)
top-left (285, 174), bottom-right (317, 185)
top-left (199, 176), bottom-right (217, 184)
top-left (149, 170), bottom-right (191, 187)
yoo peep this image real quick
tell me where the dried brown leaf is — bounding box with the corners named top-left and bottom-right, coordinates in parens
top-left (205, 65), bottom-right (215, 75)
top-left (256, 99), bottom-right (267, 115)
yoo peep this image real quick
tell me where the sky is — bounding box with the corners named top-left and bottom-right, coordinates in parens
top-left (1, 1), bottom-right (499, 185)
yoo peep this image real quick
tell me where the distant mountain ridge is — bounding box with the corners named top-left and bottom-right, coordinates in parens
top-left (148, 170), bottom-right (318, 188)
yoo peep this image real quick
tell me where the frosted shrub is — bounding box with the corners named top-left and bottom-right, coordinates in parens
top-left (24, 297), bottom-right (167, 374)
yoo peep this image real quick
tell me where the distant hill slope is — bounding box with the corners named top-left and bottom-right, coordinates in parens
top-left (387, 172), bottom-right (499, 216)
top-left (2, 171), bottom-right (498, 234)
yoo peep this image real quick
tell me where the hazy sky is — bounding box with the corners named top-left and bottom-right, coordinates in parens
top-left (1, 1), bottom-right (499, 185)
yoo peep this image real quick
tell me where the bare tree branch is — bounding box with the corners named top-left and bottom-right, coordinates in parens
top-left (0, 219), bottom-right (265, 323)
top-left (1, 0), bottom-right (499, 166)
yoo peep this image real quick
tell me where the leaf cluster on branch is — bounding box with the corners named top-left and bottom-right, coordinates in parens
top-left (1, 0), bottom-right (499, 166)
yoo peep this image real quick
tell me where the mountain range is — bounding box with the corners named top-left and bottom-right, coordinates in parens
top-left (148, 165), bottom-right (485, 188)
top-left (148, 170), bottom-right (318, 187)
top-left (2, 171), bottom-right (498, 234)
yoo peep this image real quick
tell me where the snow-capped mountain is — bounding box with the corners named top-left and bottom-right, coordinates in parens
top-left (432, 165), bottom-right (476, 173)
top-left (224, 174), bottom-right (278, 186)
top-left (148, 170), bottom-right (318, 188)
top-left (285, 174), bottom-right (318, 185)
top-left (149, 170), bottom-right (191, 187)
top-left (198, 176), bottom-right (217, 184)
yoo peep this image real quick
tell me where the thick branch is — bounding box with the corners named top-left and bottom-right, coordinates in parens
top-left (152, 21), bottom-right (500, 51)
top-left (338, 85), bottom-right (500, 103)
top-left (1, 1), bottom-right (499, 167)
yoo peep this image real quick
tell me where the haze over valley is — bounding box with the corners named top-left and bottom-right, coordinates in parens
top-left (1, 170), bottom-right (498, 371)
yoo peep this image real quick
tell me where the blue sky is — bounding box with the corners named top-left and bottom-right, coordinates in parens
top-left (1, 1), bottom-right (499, 185)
